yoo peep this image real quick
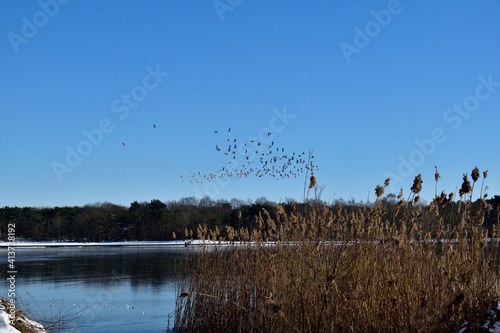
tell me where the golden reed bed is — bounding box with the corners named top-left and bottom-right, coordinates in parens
top-left (174, 167), bottom-right (500, 332)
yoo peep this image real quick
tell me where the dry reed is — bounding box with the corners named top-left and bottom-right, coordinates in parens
top-left (174, 167), bottom-right (500, 332)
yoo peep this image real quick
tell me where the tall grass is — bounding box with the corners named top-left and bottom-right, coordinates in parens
top-left (174, 168), bottom-right (500, 332)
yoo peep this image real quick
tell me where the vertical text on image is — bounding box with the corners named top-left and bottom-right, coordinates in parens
top-left (4, 223), bottom-right (17, 321)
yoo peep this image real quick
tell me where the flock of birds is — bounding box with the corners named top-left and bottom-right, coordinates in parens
top-left (120, 124), bottom-right (318, 184)
top-left (183, 127), bottom-right (318, 184)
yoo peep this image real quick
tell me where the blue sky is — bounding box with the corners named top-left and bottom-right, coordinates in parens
top-left (1, 0), bottom-right (499, 207)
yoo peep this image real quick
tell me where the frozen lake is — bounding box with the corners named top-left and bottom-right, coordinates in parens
top-left (0, 245), bottom-right (191, 332)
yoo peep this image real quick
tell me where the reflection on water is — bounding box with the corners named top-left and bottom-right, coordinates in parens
top-left (0, 246), bottom-right (192, 332)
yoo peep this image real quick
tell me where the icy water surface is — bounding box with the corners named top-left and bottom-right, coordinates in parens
top-left (1, 246), bottom-right (191, 332)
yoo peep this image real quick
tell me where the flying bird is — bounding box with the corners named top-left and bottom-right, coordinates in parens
top-left (122, 143), bottom-right (126, 147)
top-left (153, 124), bottom-right (156, 128)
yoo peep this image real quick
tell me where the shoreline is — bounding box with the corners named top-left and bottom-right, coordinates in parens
top-left (0, 240), bottom-right (192, 248)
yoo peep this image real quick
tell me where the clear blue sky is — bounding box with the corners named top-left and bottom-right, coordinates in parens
top-left (1, 0), bottom-right (499, 207)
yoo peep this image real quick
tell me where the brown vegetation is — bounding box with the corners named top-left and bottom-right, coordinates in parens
top-left (174, 168), bottom-right (500, 332)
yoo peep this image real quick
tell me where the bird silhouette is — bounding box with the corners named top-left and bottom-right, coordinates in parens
top-left (122, 143), bottom-right (126, 147)
top-left (153, 124), bottom-right (156, 128)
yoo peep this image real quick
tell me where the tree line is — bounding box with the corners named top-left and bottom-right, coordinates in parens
top-left (0, 197), bottom-right (277, 242)
top-left (1, 195), bottom-right (499, 242)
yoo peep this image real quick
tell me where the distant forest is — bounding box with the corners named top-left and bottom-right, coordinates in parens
top-left (1, 195), bottom-right (500, 242)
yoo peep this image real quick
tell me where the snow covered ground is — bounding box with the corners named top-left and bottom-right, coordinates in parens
top-left (0, 311), bottom-right (19, 333)
top-left (0, 309), bottom-right (46, 333)
top-left (0, 239), bottom-right (258, 249)
top-left (458, 302), bottom-right (500, 332)
top-left (0, 240), bottom-right (191, 248)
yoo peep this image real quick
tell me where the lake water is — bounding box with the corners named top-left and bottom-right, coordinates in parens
top-left (1, 246), bottom-right (191, 332)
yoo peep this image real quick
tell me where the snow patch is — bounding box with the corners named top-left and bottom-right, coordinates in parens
top-left (0, 311), bottom-right (20, 333)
